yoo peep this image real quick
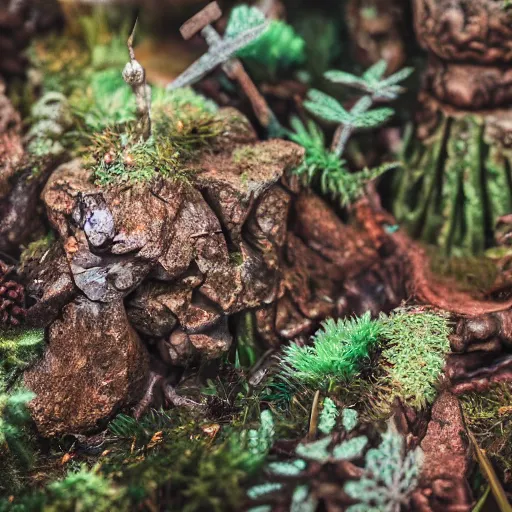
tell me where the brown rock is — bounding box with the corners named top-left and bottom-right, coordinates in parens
top-left (192, 139), bottom-right (303, 248)
top-left (23, 243), bottom-right (76, 327)
top-left (42, 159), bottom-right (97, 237)
top-left (188, 318), bottom-right (232, 360)
top-left (414, 391), bottom-right (473, 512)
top-left (24, 298), bottom-right (149, 436)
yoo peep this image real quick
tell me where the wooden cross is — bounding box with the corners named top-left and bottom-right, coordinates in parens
top-left (168, 1), bottom-right (276, 130)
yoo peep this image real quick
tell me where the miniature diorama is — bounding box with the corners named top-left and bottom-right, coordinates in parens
top-left (1, 0), bottom-right (512, 510)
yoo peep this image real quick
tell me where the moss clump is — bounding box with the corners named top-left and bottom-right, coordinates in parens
top-left (280, 309), bottom-right (450, 414)
top-left (378, 308), bottom-right (450, 409)
top-left (427, 247), bottom-right (499, 293)
top-left (461, 383), bottom-right (512, 476)
top-left (280, 312), bottom-right (382, 390)
top-left (84, 88), bottom-right (222, 186)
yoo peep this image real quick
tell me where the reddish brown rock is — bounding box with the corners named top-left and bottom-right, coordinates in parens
top-left (24, 298), bottom-right (149, 436)
top-left (412, 391), bottom-right (473, 512)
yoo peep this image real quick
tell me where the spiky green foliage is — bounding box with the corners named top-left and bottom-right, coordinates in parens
top-left (325, 60), bottom-right (413, 101)
top-left (0, 329), bottom-right (44, 390)
top-left (228, 5), bottom-right (305, 77)
top-left (281, 312), bottom-right (382, 390)
top-left (378, 309), bottom-right (450, 409)
top-left (318, 397), bottom-right (338, 435)
top-left (290, 117), bottom-right (397, 206)
top-left (344, 429), bottom-right (423, 512)
top-left (0, 389), bottom-right (35, 467)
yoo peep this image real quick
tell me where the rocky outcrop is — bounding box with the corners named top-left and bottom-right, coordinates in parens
top-left (24, 107), bottom-right (409, 433)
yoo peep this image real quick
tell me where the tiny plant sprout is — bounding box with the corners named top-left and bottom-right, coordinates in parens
top-left (304, 60), bottom-right (413, 157)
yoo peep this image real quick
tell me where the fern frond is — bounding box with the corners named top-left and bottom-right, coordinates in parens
top-left (344, 428), bottom-right (423, 511)
top-left (332, 436), bottom-right (368, 461)
top-left (318, 397), bottom-right (338, 435)
top-left (304, 89), bottom-right (350, 124)
top-left (342, 408), bottom-right (359, 432)
top-left (225, 5), bottom-right (266, 39)
top-left (295, 436), bottom-right (332, 463)
top-left (267, 459), bottom-right (307, 476)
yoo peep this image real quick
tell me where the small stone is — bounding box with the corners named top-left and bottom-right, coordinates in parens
top-left (24, 298), bottom-right (149, 436)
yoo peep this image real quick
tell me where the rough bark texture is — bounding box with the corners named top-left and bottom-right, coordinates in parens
top-left (394, 0), bottom-right (512, 256)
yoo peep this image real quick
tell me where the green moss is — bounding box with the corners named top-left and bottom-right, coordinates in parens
top-left (427, 248), bottom-right (499, 293)
top-left (85, 88), bottom-right (223, 186)
top-left (280, 312), bottom-right (382, 390)
top-left (0, 329), bottom-right (45, 392)
top-left (231, 146), bottom-right (280, 170)
top-left (378, 308), bottom-right (450, 409)
top-left (461, 383), bottom-right (512, 476)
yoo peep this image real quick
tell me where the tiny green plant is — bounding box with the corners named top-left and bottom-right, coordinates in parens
top-left (308, 60), bottom-right (413, 157)
top-left (0, 389), bottom-right (36, 469)
top-left (290, 117), bottom-right (397, 206)
top-left (292, 60), bottom-right (413, 206)
top-left (247, 403), bottom-right (423, 512)
top-left (280, 312), bottom-right (382, 390)
top-left (46, 465), bottom-right (128, 512)
top-left (0, 328), bottom-right (45, 390)
top-left (344, 427), bottom-right (423, 512)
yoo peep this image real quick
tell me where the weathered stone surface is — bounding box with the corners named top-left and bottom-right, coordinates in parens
top-left (192, 139), bottom-right (303, 247)
top-left (412, 392), bottom-right (472, 512)
top-left (23, 243), bottom-right (76, 327)
top-left (188, 317), bottom-right (232, 360)
top-left (42, 159), bottom-right (97, 237)
top-left (69, 231), bottom-right (152, 302)
top-left (24, 298), bottom-right (149, 436)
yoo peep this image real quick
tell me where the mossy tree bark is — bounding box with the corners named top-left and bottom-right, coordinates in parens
top-left (394, 0), bottom-right (512, 256)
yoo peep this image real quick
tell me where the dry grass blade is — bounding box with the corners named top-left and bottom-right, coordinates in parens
top-left (467, 430), bottom-right (512, 512)
top-left (308, 390), bottom-right (321, 440)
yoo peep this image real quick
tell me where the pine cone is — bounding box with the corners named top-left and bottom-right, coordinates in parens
top-left (0, 259), bottom-right (26, 326)
top-left (0, 0), bottom-right (63, 80)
